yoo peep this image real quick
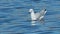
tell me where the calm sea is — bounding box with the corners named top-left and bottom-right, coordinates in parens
top-left (0, 0), bottom-right (60, 34)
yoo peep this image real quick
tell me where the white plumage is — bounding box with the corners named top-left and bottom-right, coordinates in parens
top-left (29, 8), bottom-right (47, 21)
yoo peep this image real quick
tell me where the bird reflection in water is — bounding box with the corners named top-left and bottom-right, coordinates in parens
top-left (31, 20), bottom-right (36, 25)
top-left (40, 18), bottom-right (45, 25)
top-left (31, 18), bottom-right (45, 26)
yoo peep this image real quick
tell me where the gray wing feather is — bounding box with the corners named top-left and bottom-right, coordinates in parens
top-left (35, 9), bottom-right (47, 20)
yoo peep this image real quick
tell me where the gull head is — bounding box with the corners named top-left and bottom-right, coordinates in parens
top-left (29, 9), bottom-right (34, 12)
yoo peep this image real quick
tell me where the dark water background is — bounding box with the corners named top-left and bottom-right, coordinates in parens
top-left (0, 0), bottom-right (60, 34)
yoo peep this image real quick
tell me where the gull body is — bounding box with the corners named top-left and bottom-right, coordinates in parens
top-left (29, 8), bottom-right (47, 21)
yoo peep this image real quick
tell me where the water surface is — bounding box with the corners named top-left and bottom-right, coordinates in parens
top-left (0, 0), bottom-right (60, 34)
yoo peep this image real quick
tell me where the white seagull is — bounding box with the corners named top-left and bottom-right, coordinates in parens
top-left (29, 8), bottom-right (47, 21)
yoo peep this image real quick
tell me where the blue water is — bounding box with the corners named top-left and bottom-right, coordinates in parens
top-left (0, 0), bottom-right (60, 34)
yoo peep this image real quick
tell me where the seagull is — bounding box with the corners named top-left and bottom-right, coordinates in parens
top-left (29, 8), bottom-right (47, 21)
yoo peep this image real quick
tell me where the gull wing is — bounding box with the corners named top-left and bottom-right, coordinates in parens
top-left (35, 9), bottom-right (47, 20)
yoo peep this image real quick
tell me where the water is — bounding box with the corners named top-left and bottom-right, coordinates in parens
top-left (0, 0), bottom-right (60, 34)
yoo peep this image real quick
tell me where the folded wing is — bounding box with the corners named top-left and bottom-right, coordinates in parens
top-left (35, 9), bottom-right (47, 20)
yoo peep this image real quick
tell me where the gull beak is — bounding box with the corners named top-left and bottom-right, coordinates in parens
top-left (29, 12), bottom-right (30, 14)
top-left (44, 9), bottom-right (46, 11)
